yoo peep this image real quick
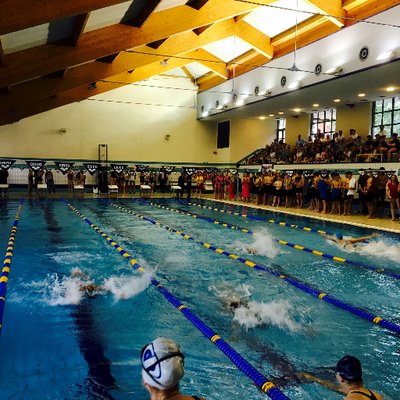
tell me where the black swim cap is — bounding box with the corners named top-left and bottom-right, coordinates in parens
top-left (336, 355), bottom-right (362, 382)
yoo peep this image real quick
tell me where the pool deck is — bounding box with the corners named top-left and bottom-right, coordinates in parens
top-left (2, 190), bottom-right (400, 234)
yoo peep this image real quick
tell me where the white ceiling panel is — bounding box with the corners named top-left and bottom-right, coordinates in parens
top-left (164, 67), bottom-right (188, 77)
top-left (84, 1), bottom-right (133, 32)
top-left (244, 0), bottom-right (318, 38)
top-left (2, 23), bottom-right (50, 54)
top-left (203, 36), bottom-right (252, 63)
top-left (155, 0), bottom-right (188, 13)
top-left (185, 62), bottom-right (212, 79)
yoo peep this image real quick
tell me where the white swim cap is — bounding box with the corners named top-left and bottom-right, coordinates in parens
top-left (141, 337), bottom-right (185, 390)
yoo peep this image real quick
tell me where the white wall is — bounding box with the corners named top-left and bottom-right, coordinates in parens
top-left (0, 76), bottom-right (219, 164)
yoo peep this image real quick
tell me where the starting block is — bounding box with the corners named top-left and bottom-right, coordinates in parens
top-left (170, 185), bottom-right (181, 197)
top-left (108, 185), bottom-right (119, 198)
top-left (0, 184), bottom-right (9, 197)
top-left (140, 184), bottom-right (152, 198)
top-left (74, 185), bottom-right (85, 198)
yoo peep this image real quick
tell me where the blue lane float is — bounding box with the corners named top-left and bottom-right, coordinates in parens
top-left (105, 200), bottom-right (400, 335)
top-left (147, 200), bottom-right (400, 281)
top-left (183, 199), bottom-right (339, 236)
top-left (61, 199), bottom-right (290, 400)
top-left (0, 199), bottom-right (24, 337)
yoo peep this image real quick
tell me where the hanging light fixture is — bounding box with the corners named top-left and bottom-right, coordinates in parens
top-left (289, 0), bottom-right (300, 72)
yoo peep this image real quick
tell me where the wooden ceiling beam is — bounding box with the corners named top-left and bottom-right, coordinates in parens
top-left (273, 19), bottom-right (339, 58)
top-left (0, 38), bottom-right (4, 67)
top-left (342, 0), bottom-right (369, 11)
top-left (234, 20), bottom-right (273, 59)
top-left (271, 15), bottom-right (327, 47)
top-left (181, 66), bottom-right (195, 83)
top-left (0, 19), bottom-right (238, 109)
top-left (69, 13), bottom-right (90, 46)
top-left (186, 0), bottom-right (210, 11)
top-left (123, 0), bottom-right (162, 28)
top-left (303, 0), bottom-right (346, 27)
top-left (0, 0), bottom-right (130, 35)
top-left (345, 0), bottom-right (400, 27)
top-left (194, 49), bottom-right (228, 79)
top-left (0, 0), bottom-right (259, 88)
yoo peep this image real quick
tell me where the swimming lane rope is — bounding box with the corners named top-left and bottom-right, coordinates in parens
top-left (61, 199), bottom-right (290, 400)
top-left (183, 199), bottom-right (338, 236)
top-left (104, 200), bottom-right (400, 335)
top-left (147, 200), bottom-right (400, 281)
top-left (0, 199), bottom-right (24, 337)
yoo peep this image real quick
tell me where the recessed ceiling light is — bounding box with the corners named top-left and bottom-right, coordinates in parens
top-left (201, 111), bottom-right (209, 117)
top-left (312, 103), bottom-right (319, 107)
top-left (278, 111), bottom-right (284, 115)
top-left (269, 114), bottom-right (274, 117)
top-left (358, 93), bottom-right (366, 97)
top-left (293, 108), bottom-right (301, 112)
top-left (259, 116), bottom-right (266, 120)
top-left (334, 99), bottom-right (341, 103)
top-left (386, 86), bottom-right (396, 92)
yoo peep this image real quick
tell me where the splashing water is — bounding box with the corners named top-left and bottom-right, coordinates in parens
top-left (103, 271), bottom-right (152, 300)
top-left (357, 240), bottom-right (400, 263)
top-left (233, 228), bottom-right (281, 258)
top-left (233, 300), bottom-right (302, 332)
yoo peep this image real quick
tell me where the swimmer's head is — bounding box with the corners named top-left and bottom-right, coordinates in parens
top-left (336, 234), bottom-right (343, 240)
top-left (336, 355), bottom-right (362, 383)
top-left (141, 337), bottom-right (185, 390)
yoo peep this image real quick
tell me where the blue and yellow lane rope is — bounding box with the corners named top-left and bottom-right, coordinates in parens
top-left (105, 200), bottom-right (400, 335)
top-left (183, 199), bottom-right (337, 236)
top-left (0, 199), bottom-right (24, 337)
top-left (146, 200), bottom-right (400, 281)
top-left (61, 200), bottom-right (289, 400)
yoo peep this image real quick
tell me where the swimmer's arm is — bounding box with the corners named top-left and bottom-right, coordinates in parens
top-left (348, 233), bottom-right (379, 244)
top-left (320, 233), bottom-right (338, 243)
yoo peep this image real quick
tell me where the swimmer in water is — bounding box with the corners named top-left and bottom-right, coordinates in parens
top-left (320, 232), bottom-right (379, 248)
top-left (247, 247), bottom-right (257, 255)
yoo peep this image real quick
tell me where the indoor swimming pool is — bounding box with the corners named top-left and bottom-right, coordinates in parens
top-left (0, 198), bottom-right (399, 399)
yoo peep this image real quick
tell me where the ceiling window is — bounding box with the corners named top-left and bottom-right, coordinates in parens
top-left (372, 97), bottom-right (400, 137)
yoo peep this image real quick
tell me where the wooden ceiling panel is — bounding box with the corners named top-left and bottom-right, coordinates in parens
top-left (0, 0), bottom-right (397, 125)
top-left (0, 0), bottom-right (131, 35)
top-left (0, 0), bottom-right (258, 88)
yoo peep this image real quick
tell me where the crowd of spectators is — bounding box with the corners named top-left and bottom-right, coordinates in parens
top-left (244, 126), bottom-right (400, 165)
top-left (206, 168), bottom-right (400, 222)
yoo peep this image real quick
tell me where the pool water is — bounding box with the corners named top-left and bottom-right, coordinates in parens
top-left (1, 198), bottom-right (399, 400)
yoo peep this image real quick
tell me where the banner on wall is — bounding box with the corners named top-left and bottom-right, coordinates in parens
top-left (261, 163), bottom-right (273, 173)
top-left (0, 160), bottom-right (16, 170)
top-left (26, 160), bottom-right (46, 171)
top-left (54, 161), bottom-right (75, 175)
top-left (111, 164), bottom-right (128, 174)
top-left (135, 165), bottom-right (149, 172)
top-left (182, 167), bottom-right (197, 176)
top-left (204, 167), bottom-right (217, 173)
top-left (161, 166), bottom-right (175, 174)
top-left (83, 163), bottom-right (99, 175)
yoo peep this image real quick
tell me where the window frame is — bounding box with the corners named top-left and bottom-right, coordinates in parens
top-left (371, 97), bottom-right (400, 137)
top-left (276, 118), bottom-right (286, 143)
top-left (310, 109), bottom-right (336, 140)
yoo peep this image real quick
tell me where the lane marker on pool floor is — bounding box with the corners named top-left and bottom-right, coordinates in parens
top-left (0, 199), bottom-right (24, 337)
top-left (104, 200), bottom-right (400, 335)
top-left (61, 199), bottom-right (290, 400)
top-left (145, 200), bottom-right (400, 281)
